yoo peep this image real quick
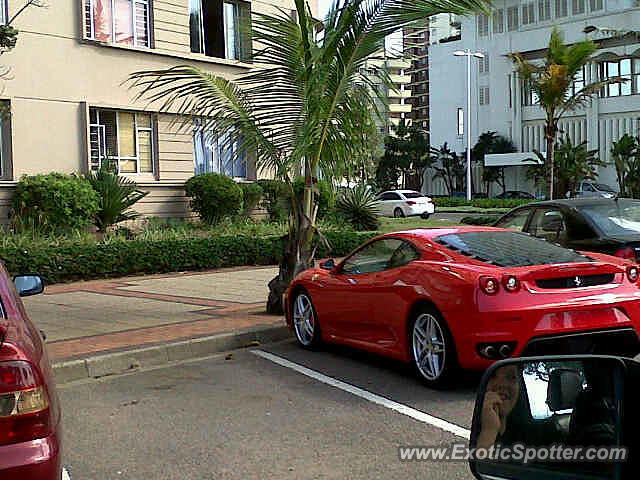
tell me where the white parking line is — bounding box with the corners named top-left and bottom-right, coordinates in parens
top-left (63, 467), bottom-right (71, 480)
top-left (252, 350), bottom-right (471, 439)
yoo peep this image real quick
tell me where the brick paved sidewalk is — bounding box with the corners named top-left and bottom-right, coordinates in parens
top-left (23, 266), bottom-right (286, 362)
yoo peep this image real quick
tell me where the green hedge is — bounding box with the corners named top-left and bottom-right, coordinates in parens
top-left (1, 230), bottom-right (379, 284)
top-left (433, 197), bottom-right (536, 209)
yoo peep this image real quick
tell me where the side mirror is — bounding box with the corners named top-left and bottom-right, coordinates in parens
top-left (13, 275), bottom-right (45, 297)
top-left (469, 356), bottom-right (638, 480)
top-left (319, 258), bottom-right (336, 271)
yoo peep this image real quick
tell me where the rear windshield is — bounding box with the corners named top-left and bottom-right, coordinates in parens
top-left (435, 231), bottom-right (590, 267)
top-left (403, 192), bottom-right (424, 199)
top-left (580, 200), bottom-right (640, 236)
top-left (594, 184), bottom-right (616, 193)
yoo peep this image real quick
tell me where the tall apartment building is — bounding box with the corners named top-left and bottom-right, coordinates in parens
top-left (362, 49), bottom-right (412, 137)
top-left (0, 0), bottom-right (318, 221)
top-left (427, 0), bottom-right (640, 196)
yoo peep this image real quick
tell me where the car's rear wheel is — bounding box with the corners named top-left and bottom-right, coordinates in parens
top-left (410, 307), bottom-right (458, 388)
top-left (421, 212), bottom-right (431, 219)
top-left (394, 208), bottom-right (405, 218)
top-left (292, 291), bottom-right (322, 349)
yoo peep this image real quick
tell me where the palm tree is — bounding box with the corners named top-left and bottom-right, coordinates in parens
top-left (473, 131), bottom-right (516, 196)
top-left (430, 142), bottom-right (465, 196)
top-left (128, 0), bottom-right (489, 313)
top-left (511, 26), bottom-right (621, 199)
top-left (554, 136), bottom-right (603, 197)
top-left (611, 134), bottom-right (639, 197)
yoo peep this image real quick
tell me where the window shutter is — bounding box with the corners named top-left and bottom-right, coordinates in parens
top-left (238, 1), bottom-right (252, 62)
top-left (84, 0), bottom-right (94, 38)
top-left (492, 9), bottom-right (503, 34)
top-left (134, 1), bottom-right (149, 47)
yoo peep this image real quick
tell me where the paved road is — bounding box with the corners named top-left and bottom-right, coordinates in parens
top-left (60, 340), bottom-right (482, 479)
top-left (432, 212), bottom-right (501, 224)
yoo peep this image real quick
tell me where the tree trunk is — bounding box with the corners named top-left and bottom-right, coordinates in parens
top-left (545, 123), bottom-right (556, 200)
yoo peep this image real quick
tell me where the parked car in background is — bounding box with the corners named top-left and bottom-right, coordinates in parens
top-left (494, 198), bottom-right (640, 261)
top-left (375, 190), bottom-right (435, 219)
top-left (570, 180), bottom-right (617, 198)
top-left (494, 190), bottom-right (536, 199)
top-left (285, 227), bottom-right (640, 388)
top-left (0, 265), bottom-right (62, 479)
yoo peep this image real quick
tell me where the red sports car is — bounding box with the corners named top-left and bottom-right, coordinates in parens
top-left (0, 263), bottom-right (62, 479)
top-left (284, 227), bottom-right (640, 387)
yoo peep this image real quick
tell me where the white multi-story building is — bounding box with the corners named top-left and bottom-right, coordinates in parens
top-left (427, 0), bottom-right (640, 196)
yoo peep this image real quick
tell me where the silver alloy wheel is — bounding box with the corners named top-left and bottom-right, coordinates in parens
top-left (412, 313), bottom-right (446, 380)
top-left (293, 293), bottom-right (315, 346)
top-left (394, 208), bottom-right (404, 218)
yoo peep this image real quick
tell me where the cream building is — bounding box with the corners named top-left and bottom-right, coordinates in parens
top-left (0, 0), bottom-right (318, 221)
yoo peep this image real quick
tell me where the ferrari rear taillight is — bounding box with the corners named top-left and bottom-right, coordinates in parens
top-left (627, 265), bottom-right (639, 283)
top-left (502, 275), bottom-right (520, 292)
top-left (615, 247), bottom-right (636, 260)
top-left (479, 276), bottom-right (500, 295)
top-left (0, 361), bottom-right (51, 446)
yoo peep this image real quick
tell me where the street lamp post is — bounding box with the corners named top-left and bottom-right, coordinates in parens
top-left (454, 49), bottom-right (484, 202)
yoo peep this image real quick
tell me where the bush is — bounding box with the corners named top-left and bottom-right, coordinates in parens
top-left (335, 185), bottom-right (380, 231)
top-left (85, 166), bottom-right (149, 232)
top-left (460, 215), bottom-right (499, 226)
top-left (432, 197), bottom-right (535, 209)
top-left (11, 173), bottom-right (100, 232)
top-left (257, 179), bottom-right (289, 221)
top-left (184, 173), bottom-right (243, 223)
top-left (0, 229), bottom-right (379, 284)
top-left (240, 182), bottom-right (264, 217)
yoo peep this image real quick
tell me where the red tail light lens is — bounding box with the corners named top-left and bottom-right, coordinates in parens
top-left (615, 247), bottom-right (636, 260)
top-left (627, 266), bottom-right (639, 283)
top-left (502, 275), bottom-right (520, 292)
top-left (0, 361), bottom-right (51, 446)
top-left (406, 201), bottom-right (417, 206)
top-left (480, 276), bottom-right (500, 295)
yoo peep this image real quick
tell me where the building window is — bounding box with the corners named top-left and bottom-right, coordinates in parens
top-left (508, 74), bottom-right (513, 108)
top-left (479, 86), bottom-right (490, 105)
top-left (84, 0), bottom-right (150, 47)
top-left (600, 58), bottom-right (639, 97)
top-left (571, 66), bottom-right (585, 95)
top-left (0, 0), bottom-right (6, 24)
top-left (193, 127), bottom-right (247, 178)
top-left (189, 0), bottom-right (251, 61)
top-left (522, 2), bottom-right (535, 25)
top-left (507, 6), bottom-right (519, 31)
top-left (477, 14), bottom-right (489, 36)
top-left (522, 80), bottom-right (540, 106)
top-left (572, 0), bottom-right (585, 14)
top-left (590, 0), bottom-right (603, 10)
top-left (479, 53), bottom-right (489, 74)
top-left (555, 0), bottom-right (568, 17)
top-left (538, 0), bottom-right (551, 21)
top-left (0, 101), bottom-right (11, 179)
top-left (493, 9), bottom-right (504, 33)
top-left (457, 107), bottom-right (464, 135)
top-left (89, 108), bottom-right (154, 174)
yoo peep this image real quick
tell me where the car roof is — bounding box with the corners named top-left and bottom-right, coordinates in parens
top-left (381, 226), bottom-right (508, 241)
top-left (515, 198), bottom-right (637, 209)
top-left (380, 190), bottom-right (421, 195)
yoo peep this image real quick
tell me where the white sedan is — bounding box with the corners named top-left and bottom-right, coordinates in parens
top-left (375, 190), bottom-right (436, 218)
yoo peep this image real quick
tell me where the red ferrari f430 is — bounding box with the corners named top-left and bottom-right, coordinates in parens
top-left (284, 227), bottom-right (640, 387)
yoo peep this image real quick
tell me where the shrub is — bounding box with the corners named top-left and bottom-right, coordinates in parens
top-left (257, 179), bottom-right (289, 221)
top-left (184, 173), bottom-right (243, 223)
top-left (460, 215), bottom-right (499, 226)
top-left (11, 173), bottom-right (100, 232)
top-left (240, 182), bottom-right (264, 217)
top-left (85, 166), bottom-right (149, 232)
top-left (335, 185), bottom-right (380, 231)
top-left (432, 197), bottom-right (536, 209)
top-left (0, 229), bottom-right (379, 284)
top-left (292, 178), bottom-right (335, 221)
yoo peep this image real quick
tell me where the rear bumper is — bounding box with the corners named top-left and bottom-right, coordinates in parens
top-left (0, 430), bottom-right (62, 480)
top-left (451, 301), bottom-right (640, 370)
top-left (406, 203), bottom-right (435, 216)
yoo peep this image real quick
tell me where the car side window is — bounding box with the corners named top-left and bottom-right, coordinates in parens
top-left (341, 239), bottom-right (404, 275)
top-left (527, 209), bottom-right (568, 244)
top-left (583, 183), bottom-right (594, 192)
top-left (382, 192), bottom-right (400, 201)
top-left (387, 241), bottom-right (422, 270)
top-left (495, 209), bottom-right (531, 231)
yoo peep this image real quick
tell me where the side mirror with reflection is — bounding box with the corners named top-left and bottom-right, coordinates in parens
top-left (469, 355), bottom-right (640, 480)
top-left (319, 258), bottom-right (336, 271)
top-left (13, 275), bottom-right (45, 297)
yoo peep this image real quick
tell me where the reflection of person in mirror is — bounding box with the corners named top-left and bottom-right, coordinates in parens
top-left (477, 365), bottom-right (520, 448)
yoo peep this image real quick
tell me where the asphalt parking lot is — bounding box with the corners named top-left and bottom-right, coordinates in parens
top-left (60, 340), bottom-right (482, 479)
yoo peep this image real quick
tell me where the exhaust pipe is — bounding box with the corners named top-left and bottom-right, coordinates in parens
top-left (499, 344), bottom-right (512, 358)
top-left (481, 345), bottom-right (497, 359)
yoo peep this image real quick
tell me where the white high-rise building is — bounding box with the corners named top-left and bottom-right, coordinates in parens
top-left (427, 0), bottom-right (640, 196)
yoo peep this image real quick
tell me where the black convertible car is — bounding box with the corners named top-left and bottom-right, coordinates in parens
top-left (494, 198), bottom-right (640, 261)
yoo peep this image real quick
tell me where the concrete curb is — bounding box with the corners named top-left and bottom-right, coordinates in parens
top-left (52, 324), bottom-right (292, 384)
